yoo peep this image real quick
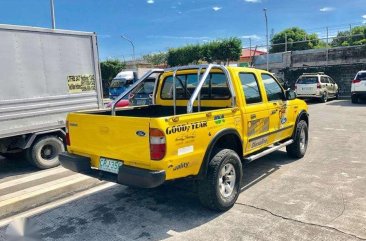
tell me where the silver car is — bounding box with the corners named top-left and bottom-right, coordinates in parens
top-left (295, 73), bottom-right (339, 102)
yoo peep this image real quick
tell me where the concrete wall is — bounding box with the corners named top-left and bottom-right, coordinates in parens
top-left (253, 45), bottom-right (366, 96)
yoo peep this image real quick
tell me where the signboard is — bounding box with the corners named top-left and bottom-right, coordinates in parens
top-left (67, 75), bottom-right (96, 93)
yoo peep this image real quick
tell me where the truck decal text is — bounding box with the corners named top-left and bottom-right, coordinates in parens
top-left (166, 121), bottom-right (207, 135)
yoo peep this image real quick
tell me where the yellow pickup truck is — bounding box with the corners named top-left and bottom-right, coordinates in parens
top-left (60, 64), bottom-right (309, 211)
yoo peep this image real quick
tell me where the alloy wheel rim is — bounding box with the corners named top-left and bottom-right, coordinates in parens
top-left (299, 128), bottom-right (306, 152)
top-left (218, 163), bottom-right (236, 198)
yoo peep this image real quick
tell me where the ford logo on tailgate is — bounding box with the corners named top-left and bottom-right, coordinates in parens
top-left (136, 131), bottom-right (146, 137)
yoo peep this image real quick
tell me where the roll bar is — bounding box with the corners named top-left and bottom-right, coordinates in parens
top-left (111, 64), bottom-right (236, 116)
top-left (111, 69), bottom-right (164, 116)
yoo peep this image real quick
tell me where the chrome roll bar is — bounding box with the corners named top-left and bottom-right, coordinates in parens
top-left (111, 69), bottom-right (164, 116)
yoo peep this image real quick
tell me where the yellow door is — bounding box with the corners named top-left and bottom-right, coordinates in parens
top-left (261, 73), bottom-right (294, 143)
top-left (237, 72), bottom-right (270, 154)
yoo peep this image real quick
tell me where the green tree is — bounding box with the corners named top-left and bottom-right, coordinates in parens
top-left (166, 37), bottom-right (242, 66)
top-left (270, 27), bottom-right (322, 53)
top-left (331, 26), bottom-right (366, 47)
top-left (142, 52), bottom-right (168, 66)
top-left (100, 59), bottom-right (125, 97)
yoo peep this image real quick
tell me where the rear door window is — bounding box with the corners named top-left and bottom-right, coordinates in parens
top-left (320, 77), bottom-right (329, 83)
top-left (297, 77), bottom-right (318, 84)
top-left (239, 73), bottom-right (262, 104)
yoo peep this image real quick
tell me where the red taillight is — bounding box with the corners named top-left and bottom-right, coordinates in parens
top-left (317, 83), bottom-right (321, 89)
top-left (352, 79), bottom-right (361, 84)
top-left (149, 128), bottom-right (166, 160)
top-left (65, 121), bottom-right (71, 146)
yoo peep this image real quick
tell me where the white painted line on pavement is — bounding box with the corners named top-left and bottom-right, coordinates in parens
top-left (0, 167), bottom-right (68, 191)
top-left (0, 173), bottom-right (89, 202)
top-left (0, 182), bottom-right (116, 228)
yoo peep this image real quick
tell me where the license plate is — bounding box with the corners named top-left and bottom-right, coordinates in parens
top-left (99, 158), bottom-right (122, 174)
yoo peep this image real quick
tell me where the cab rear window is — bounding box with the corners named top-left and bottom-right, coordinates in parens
top-left (297, 77), bottom-right (318, 84)
top-left (160, 73), bottom-right (231, 100)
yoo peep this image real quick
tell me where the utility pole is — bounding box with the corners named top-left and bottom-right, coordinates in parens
top-left (326, 27), bottom-right (329, 66)
top-left (285, 33), bottom-right (287, 52)
top-left (263, 8), bottom-right (269, 71)
top-left (50, 0), bottom-right (56, 29)
top-left (121, 35), bottom-right (136, 70)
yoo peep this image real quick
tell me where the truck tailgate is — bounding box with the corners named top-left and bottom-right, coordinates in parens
top-left (67, 113), bottom-right (151, 169)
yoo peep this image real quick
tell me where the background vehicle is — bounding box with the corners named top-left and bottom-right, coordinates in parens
top-left (128, 77), bottom-right (155, 106)
top-left (295, 72), bottom-right (339, 102)
top-left (351, 70), bottom-right (366, 104)
top-left (109, 71), bottom-right (137, 100)
top-left (60, 65), bottom-right (309, 211)
top-left (0, 24), bottom-right (103, 169)
top-left (106, 77), bottom-right (157, 108)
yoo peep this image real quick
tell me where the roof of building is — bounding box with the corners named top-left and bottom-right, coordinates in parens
top-left (240, 49), bottom-right (267, 58)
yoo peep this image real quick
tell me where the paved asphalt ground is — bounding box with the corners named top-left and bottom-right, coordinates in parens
top-left (1, 99), bottom-right (366, 241)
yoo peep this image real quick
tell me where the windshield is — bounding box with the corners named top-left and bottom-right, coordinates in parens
top-left (297, 77), bottom-right (318, 84)
top-left (110, 78), bottom-right (128, 88)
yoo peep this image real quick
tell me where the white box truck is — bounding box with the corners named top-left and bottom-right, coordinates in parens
top-left (0, 24), bottom-right (103, 169)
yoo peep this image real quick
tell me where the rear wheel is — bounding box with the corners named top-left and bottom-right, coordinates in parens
top-left (286, 120), bottom-right (308, 158)
top-left (351, 94), bottom-right (358, 104)
top-left (26, 135), bottom-right (64, 169)
top-left (321, 92), bottom-right (328, 103)
top-left (198, 149), bottom-right (242, 211)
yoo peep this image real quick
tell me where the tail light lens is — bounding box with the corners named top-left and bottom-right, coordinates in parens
top-left (352, 79), bottom-right (361, 84)
top-left (65, 121), bottom-right (71, 146)
top-left (317, 83), bottom-right (321, 89)
top-left (150, 128), bottom-right (166, 160)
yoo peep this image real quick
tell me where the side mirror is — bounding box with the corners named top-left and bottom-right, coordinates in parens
top-left (283, 81), bottom-right (290, 90)
top-left (286, 89), bottom-right (296, 100)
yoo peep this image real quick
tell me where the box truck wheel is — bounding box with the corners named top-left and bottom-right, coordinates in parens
top-left (26, 135), bottom-right (65, 169)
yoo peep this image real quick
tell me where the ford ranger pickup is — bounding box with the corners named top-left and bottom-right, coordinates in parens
top-left (59, 64), bottom-right (309, 211)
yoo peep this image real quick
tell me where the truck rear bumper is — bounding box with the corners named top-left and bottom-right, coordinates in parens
top-left (59, 152), bottom-right (166, 188)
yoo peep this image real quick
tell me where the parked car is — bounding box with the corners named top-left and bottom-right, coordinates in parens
top-left (60, 64), bottom-right (309, 211)
top-left (351, 70), bottom-right (366, 104)
top-left (295, 72), bottom-right (339, 102)
top-left (109, 71), bottom-right (137, 100)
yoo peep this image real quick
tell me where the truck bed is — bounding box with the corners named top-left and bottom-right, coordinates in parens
top-left (97, 105), bottom-right (227, 118)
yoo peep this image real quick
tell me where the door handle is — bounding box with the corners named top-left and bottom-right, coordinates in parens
top-left (251, 114), bottom-right (256, 119)
top-left (271, 109), bottom-right (277, 115)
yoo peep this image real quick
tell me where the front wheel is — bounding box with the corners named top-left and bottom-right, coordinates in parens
top-left (198, 149), bottom-right (243, 211)
top-left (26, 135), bottom-right (65, 169)
top-left (286, 120), bottom-right (308, 158)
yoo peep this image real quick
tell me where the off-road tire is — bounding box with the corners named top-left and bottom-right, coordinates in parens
top-left (198, 149), bottom-right (242, 211)
top-left (26, 135), bottom-right (64, 169)
top-left (321, 92), bottom-right (328, 103)
top-left (351, 94), bottom-right (358, 104)
top-left (286, 120), bottom-right (308, 158)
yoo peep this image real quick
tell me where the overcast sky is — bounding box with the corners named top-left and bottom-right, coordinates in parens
top-left (0, 0), bottom-right (365, 60)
